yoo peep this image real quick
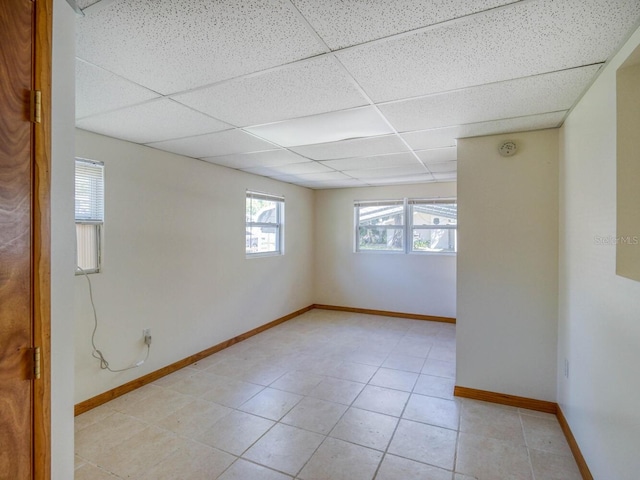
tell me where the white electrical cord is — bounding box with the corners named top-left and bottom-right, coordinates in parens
top-left (77, 266), bottom-right (150, 372)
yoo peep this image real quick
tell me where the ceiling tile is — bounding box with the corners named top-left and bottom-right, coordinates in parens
top-left (76, 0), bottom-right (328, 94)
top-left (290, 134), bottom-right (408, 160)
top-left (201, 150), bottom-right (309, 169)
top-left (337, 0), bottom-right (640, 102)
top-left (432, 172), bottom-right (458, 181)
top-left (379, 66), bottom-right (599, 132)
top-left (76, 59), bottom-right (159, 119)
top-left (401, 127), bottom-right (459, 151)
top-left (76, 99), bottom-right (231, 144)
top-left (292, 0), bottom-right (516, 50)
top-left (274, 171), bottom-right (352, 182)
top-left (401, 111), bottom-right (566, 149)
top-left (244, 161), bottom-right (333, 176)
top-left (321, 152), bottom-right (419, 171)
top-left (147, 129), bottom-right (276, 158)
top-left (426, 161), bottom-right (457, 173)
top-left (456, 111), bottom-right (567, 138)
top-left (173, 56), bottom-right (368, 127)
top-left (343, 163), bottom-right (428, 179)
top-left (245, 106), bottom-right (394, 147)
top-left (364, 174), bottom-right (436, 185)
top-left (301, 178), bottom-right (367, 189)
top-left (416, 147), bottom-right (457, 164)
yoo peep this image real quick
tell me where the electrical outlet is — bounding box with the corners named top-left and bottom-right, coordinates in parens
top-left (143, 328), bottom-right (151, 338)
top-left (564, 358), bottom-right (569, 378)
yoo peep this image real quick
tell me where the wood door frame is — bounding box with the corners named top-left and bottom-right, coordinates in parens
top-left (33, 0), bottom-right (52, 478)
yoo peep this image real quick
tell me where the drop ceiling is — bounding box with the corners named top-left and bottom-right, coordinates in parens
top-left (74, 0), bottom-right (640, 189)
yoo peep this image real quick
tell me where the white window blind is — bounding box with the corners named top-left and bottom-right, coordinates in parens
top-left (75, 159), bottom-right (104, 222)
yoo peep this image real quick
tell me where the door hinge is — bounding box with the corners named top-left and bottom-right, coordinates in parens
top-left (29, 347), bottom-right (41, 380)
top-left (31, 90), bottom-right (42, 124)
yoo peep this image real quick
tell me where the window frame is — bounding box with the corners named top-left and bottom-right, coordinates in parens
top-left (408, 198), bottom-right (458, 255)
top-left (75, 158), bottom-right (104, 274)
top-left (354, 197), bottom-right (457, 255)
top-left (245, 190), bottom-right (285, 258)
top-left (354, 199), bottom-right (407, 254)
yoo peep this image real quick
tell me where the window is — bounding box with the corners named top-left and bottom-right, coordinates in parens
top-left (409, 199), bottom-right (457, 253)
top-left (355, 198), bottom-right (457, 254)
top-left (246, 191), bottom-right (284, 256)
top-left (75, 159), bottom-right (104, 273)
top-left (355, 200), bottom-right (405, 252)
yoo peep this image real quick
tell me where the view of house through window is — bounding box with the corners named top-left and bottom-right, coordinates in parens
top-left (75, 158), bottom-right (104, 273)
top-left (246, 191), bottom-right (284, 256)
top-left (355, 198), bottom-right (457, 253)
top-left (409, 199), bottom-right (457, 253)
top-left (355, 200), bottom-right (405, 252)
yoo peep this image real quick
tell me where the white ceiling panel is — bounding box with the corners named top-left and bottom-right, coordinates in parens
top-left (379, 66), bottom-right (599, 132)
top-left (201, 150), bottom-right (309, 170)
top-left (301, 178), bottom-right (367, 190)
top-left (76, 99), bottom-right (231, 144)
top-left (274, 171), bottom-right (353, 182)
top-left (321, 152), bottom-right (419, 171)
top-left (244, 161), bottom-right (333, 177)
top-left (343, 163), bottom-right (428, 179)
top-left (365, 174), bottom-right (436, 185)
top-left (456, 111), bottom-right (567, 138)
top-left (432, 172), bottom-right (458, 181)
top-left (337, 0), bottom-right (640, 102)
top-left (76, 59), bottom-right (159, 119)
top-left (76, 0), bottom-right (328, 94)
top-left (401, 127), bottom-right (459, 151)
top-left (147, 129), bottom-right (276, 159)
top-left (246, 106), bottom-right (395, 147)
top-left (290, 134), bottom-right (408, 160)
top-left (292, 0), bottom-right (516, 50)
top-left (426, 161), bottom-right (457, 173)
top-left (401, 111), bottom-right (566, 149)
top-left (416, 147), bottom-right (457, 164)
top-left (301, 178), bottom-right (367, 189)
top-left (173, 56), bottom-right (368, 127)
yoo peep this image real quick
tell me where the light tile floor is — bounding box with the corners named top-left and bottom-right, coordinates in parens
top-left (75, 310), bottom-right (581, 479)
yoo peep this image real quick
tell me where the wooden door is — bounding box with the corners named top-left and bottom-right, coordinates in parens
top-left (0, 0), bottom-right (51, 478)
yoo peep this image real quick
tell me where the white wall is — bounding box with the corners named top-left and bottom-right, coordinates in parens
top-left (51, 0), bottom-right (76, 478)
top-left (74, 130), bottom-right (315, 402)
top-left (314, 183), bottom-right (457, 318)
top-left (457, 130), bottom-right (559, 401)
top-left (558, 25), bottom-right (640, 479)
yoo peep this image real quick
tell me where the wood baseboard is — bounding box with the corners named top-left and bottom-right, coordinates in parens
top-left (75, 304), bottom-right (593, 480)
top-left (454, 385), bottom-right (557, 414)
top-left (312, 304), bottom-right (456, 324)
top-left (557, 406), bottom-right (594, 480)
top-left (455, 386), bottom-right (595, 479)
top-left (74, 305), bottom-right (313, 416)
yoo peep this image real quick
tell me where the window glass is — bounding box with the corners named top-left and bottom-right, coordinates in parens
top-left (75, 159), bottom-right (104, 273)
top-left (246, 191), bottom-right (284, 256)
top-left (355, 201), bottom-right (405, 252)
top-left (410, 201), bottom-right (457, 253)
top-left (355, 199), bottom-right (457, 254)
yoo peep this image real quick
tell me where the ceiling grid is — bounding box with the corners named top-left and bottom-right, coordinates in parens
top-left (74, 0), bottom-right (640, 188)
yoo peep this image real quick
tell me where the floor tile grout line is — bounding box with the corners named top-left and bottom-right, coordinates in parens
top-left (78, 314), bottom-right (580, 477)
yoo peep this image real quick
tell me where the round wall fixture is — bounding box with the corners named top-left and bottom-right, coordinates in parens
top-left (499, 141), bottom-right (517, 157)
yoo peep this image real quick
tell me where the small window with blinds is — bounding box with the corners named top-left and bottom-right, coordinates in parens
top-left (246, 191), bottom-right (284, 256)
top-left (355, 199), bottom-right (406, 252)
top-left (409, 199), bottom-right (457, 253)
top-left (75, 158), bottom-right (104, 273)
